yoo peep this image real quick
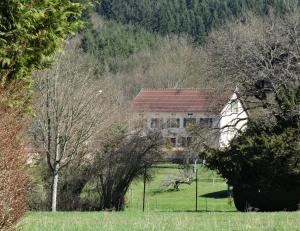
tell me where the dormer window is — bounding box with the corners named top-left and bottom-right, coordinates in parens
top-left (230, 101), bottom-right (239, 113)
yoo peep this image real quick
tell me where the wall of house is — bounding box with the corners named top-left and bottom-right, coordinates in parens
top-left (219, 93), bottom-right (248, 148)
top-left (136, 111), bottom-right (219, 147)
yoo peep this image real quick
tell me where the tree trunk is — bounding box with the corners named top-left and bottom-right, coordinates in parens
top-left (51, 164), bottom-right (59, 212)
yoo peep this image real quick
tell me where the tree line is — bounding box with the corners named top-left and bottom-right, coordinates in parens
top-left (97, 0), bottom-right (299, 43)
top-left (81, 21), bottom-right (159, 73)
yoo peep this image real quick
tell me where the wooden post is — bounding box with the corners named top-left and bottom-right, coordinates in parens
top-left (142, 166), bottom-right (147, 212)
top-left (195, 168), bottom-right (198, 212)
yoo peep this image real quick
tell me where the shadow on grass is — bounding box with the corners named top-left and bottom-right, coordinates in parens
top-left (200, 190), bottom-right (232, 199)
top-left (156, 209), bottom-right (237, 213)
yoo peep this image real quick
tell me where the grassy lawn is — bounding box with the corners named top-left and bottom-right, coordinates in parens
top-left (18, 165), bottom-right (300, 231)
top-left (127, 164), bottom-right (234, 212)
top-left (18, 211), bottom-right (300, 231)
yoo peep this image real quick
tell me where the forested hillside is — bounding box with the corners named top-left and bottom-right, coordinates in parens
top-left (80, 0), bottom-right (300, 99)
top-left (81, 22), bottom-right (160, 73)
top-left (97, 0), bottom-right (299, 43)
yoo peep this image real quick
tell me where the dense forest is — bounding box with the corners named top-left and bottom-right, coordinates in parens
top-left (96, 0), bottom-right (299, 43)
top-left (81, 22), bottom-right (160, 73)
top-left (81, 0), bottom-right (300, 76)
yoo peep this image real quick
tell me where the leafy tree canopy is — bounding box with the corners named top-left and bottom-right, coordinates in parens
top-left (0, 0), bottom-right (90, 93)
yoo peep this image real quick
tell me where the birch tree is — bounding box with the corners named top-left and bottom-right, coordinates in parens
top-left (29, 50), bottom-right (109, 212)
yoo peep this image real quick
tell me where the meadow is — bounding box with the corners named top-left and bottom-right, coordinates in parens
top-left (18, 211), bottom-right (300, 231)
top-left (126, 164), bottom-right (234, 212)
top-left (18, 165), bottom-right (300, 231)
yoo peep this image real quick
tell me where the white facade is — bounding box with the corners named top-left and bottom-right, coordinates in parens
top-left (219, 93), bottom-right (248, 148)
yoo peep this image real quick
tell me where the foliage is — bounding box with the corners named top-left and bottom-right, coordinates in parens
top-left (204, 120), bottom-right (300, 190)
top-left (1, 0), bottom-right (89, 226)
top-left (81, 22), bottom-right (159, 73)
top-left (56, 164), bottom-right (92, 211)
top-left (203, 115), bottom-right (300, 211)
top-left (0, 90), bottom-right (27, 231)
top-left (97, 0), bottom-right (299, 44)
top-left (27, 162), bottom-right (49, 211)
top-left (95, 36), bottom-right (210, 101)
top-left (91, 124), bottom-right (162, 211)
top-left (29, 48), bottom-right (110, 212)
top-left (0, 0), bottom-right (90, 105)
top-left (200, 11), bottom-right (300, 211)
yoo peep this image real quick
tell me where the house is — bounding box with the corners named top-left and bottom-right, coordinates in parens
top-left (132, 88), bottom-right (248, 149)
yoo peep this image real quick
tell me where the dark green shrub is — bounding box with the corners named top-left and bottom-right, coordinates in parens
top-left (204, 120), bottom-right (300, 211)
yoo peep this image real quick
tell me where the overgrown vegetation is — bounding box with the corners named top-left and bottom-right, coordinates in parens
top-left (91, 124), bottom-right (162, 211)
top-left (29, 47), bottom-right (115, 212)
top-left (198, 10), bottom-right (300, 211)
top-left (0, 1), bottom-right (90, 229)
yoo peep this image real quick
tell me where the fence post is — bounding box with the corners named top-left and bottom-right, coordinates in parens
top-left (195, 168), bottom-right (198, 212)
top-left (142, 165), bottom-right (147, 212)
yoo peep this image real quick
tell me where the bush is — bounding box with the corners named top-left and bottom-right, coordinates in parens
top-left (233, 187), bottom-right (300, 211)
top-left (0, 92), bottom-right (27, 230)
top-left (27, 162), bottom-right (49, 211)
top-left (91, 124), bottom-right (162, 211)
top-left (56, 165), bottom-right (92, 211)
top-left (204, 120), bottom-right (300, 211)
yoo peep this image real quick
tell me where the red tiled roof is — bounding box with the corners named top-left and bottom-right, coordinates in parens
top-left (132, 88), bottom-right (233, 113)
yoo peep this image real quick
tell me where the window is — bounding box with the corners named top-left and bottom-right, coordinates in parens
top-left (184, 118), bottom-right (196, 127)
top-left (150, 118), bottom-right (163, 129)
top-left (199, 118), bottom-right (213, 128)
top-left (170, 138), bottom-right (176, 147)
top-left (167, 118), bottom-right (180, 128)
top-left (181, 137), bottom-right (193, 147)
top-left (230, 101), bottom-right (239, 113)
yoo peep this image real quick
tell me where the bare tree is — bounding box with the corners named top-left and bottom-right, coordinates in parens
top-left (204, 10), bottom-right (300, 120)
top-left (29, 49), bottom-right (113, 212)
top-left (104, 35), bottom-right (211, 101)
top-left (188, 10), bottom-right (300, 151)
top-left (191, 10), bottom-right (300, 211)
top-left (91, 124), bottom-right (162, 211)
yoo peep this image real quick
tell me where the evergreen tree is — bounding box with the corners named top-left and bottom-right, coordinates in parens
top-left (96, 0), bottom-right (299, 45)
top-left (194, 15), bottom-right (206, 43)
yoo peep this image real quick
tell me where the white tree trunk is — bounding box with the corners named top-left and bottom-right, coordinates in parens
top-left (51, 164), bottom-right (59, 212)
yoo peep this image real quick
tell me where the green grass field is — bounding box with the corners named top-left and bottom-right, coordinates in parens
top-left (18, 165), bottom-right (300, 231)
top-left (18, 211), bottom-right (300, 231)
top-left (126, 164), bottom-right (233, 212)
